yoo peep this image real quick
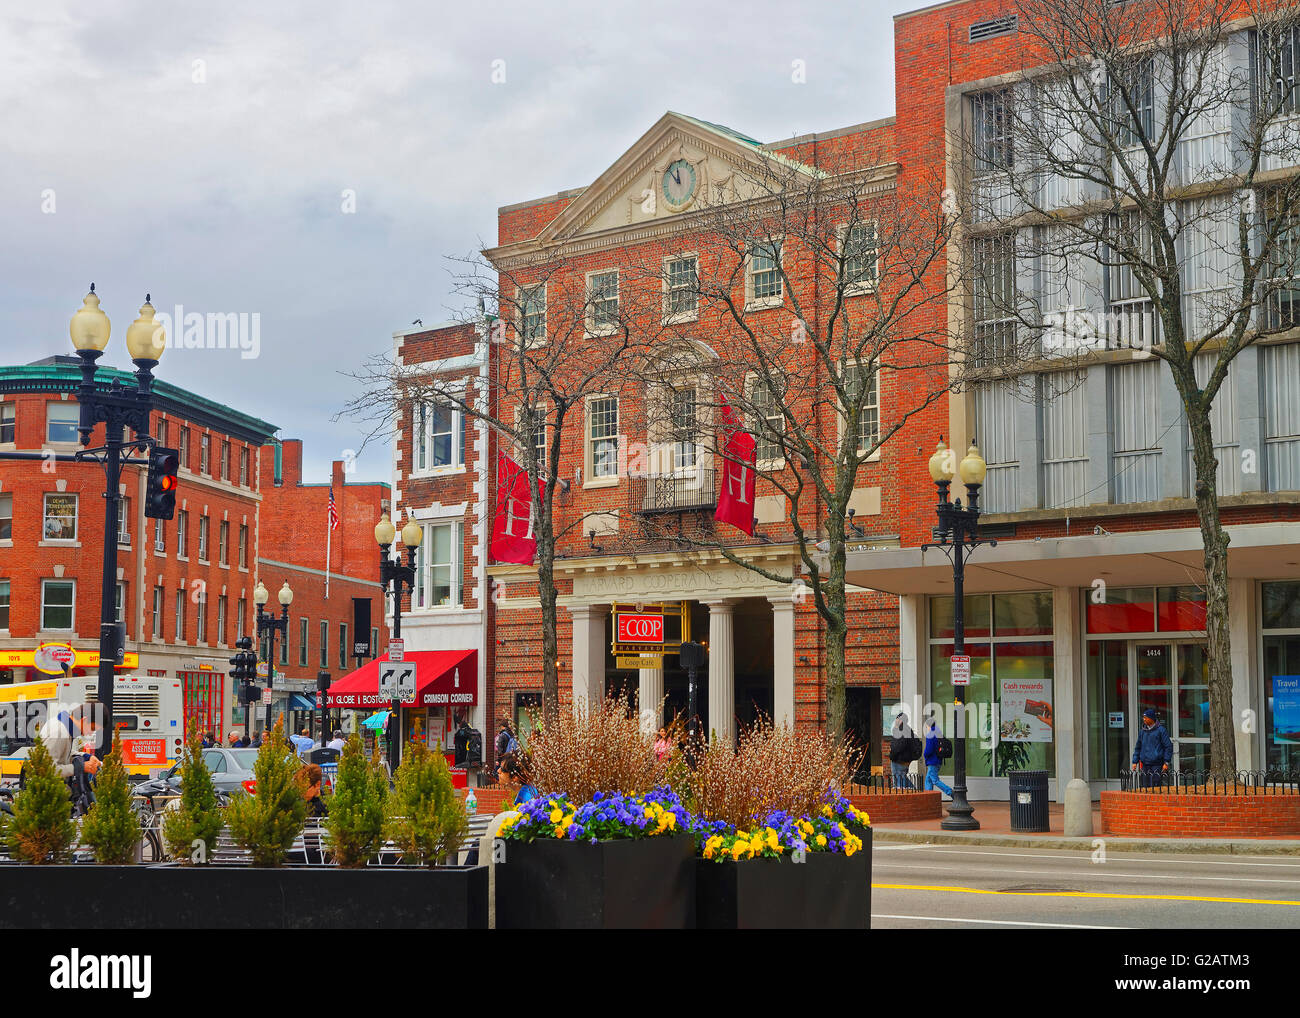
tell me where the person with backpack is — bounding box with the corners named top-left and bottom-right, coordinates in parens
top-left (495, 720), bottom-right (519, 761)
top-left (889, 710), bottom-right (918, 790)
top-left (923, 716), bottom-right (954, 799)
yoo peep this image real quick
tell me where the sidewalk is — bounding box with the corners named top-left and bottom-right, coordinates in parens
top-left (871, 800), bottom-right (1300, 855)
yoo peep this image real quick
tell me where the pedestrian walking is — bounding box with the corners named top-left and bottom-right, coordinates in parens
top-left (1131, 708), bottom-right (1173, 786)
top-left (251, 729), bottom-right (263, 748)
top-left (654, 727), bottom-right (671, 762)
top-left (289, 727), bottom-right (314, 758)
top-left (201, 730), bottom-right (215, 748)
top-left (923, 717), bottom-right (954, 799)
top-left (326, 730), bottom-right (346, 752)
top-left (889, 710), bottom-right (918, 790)
top-left (495, 719), bottom-right (519, 761)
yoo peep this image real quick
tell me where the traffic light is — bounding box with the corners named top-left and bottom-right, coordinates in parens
top-left (229, 635), bottom-right (257, 702)
top-left (144, 446), bottom-right (180, 520)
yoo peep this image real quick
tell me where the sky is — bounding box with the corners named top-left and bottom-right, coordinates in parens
top-left (0, 0), bottom-right (901, 485)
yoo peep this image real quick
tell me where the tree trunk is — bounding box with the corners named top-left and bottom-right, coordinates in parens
top-left (822, 550), bottom-right (849, 743)
top-left (1188, 410), bottom-right (1236, 780)
top-left (537, 530), bottom-right (560, 725)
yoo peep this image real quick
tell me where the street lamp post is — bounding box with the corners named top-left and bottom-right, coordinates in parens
top-left (374, 512), bottom-right (420, 771)
top-left (68, 286), bottom-right (167, 756)
top-left (923, 438), bottom-right (992, 832)
top-left (254, 581), bottom-right (293, 734)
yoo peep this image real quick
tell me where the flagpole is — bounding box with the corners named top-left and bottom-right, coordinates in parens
top-left (325, 509), bottom-right (332, 600)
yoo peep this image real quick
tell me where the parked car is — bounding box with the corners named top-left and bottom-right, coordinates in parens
top-left (134, 747), bottom-right (260, 809)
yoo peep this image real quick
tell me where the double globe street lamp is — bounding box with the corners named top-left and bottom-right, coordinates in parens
top-left (254, 580), bottom-right (294, 734)
top-left (375, 513), bottom-right (421, 770)
top-left (924, 437), bottom-right (990, 832)
top-left (68, 286), bottom-right (167, 754)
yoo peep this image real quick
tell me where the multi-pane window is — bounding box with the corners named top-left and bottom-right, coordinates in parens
top-left (236, 597), bottom-right (246, 639)
top-left (750, 378), bottom-right (786, 464)
top-left (238, 524), bottom-right (248, 568)
top-left (973, 379), bottom-right (1019, 512)
top-left (0, 404), bottom-right (14, 444)
top-left (1106, 212), bottom-right (1160, 347)
top-left (520, 285), bottom-right (546, 345)
top-left (41, 580), bottom-right (74, 630)
top-left (178, 426), bottom-right (190, 469)
top-left (415, 404), bottom-right (461, 471)
top-left (279, 622), bottom-right (288, 665)
top-left (1265, 191), bottom-right (1300, 331)
top-left (1263, 342), bottom-right (1300, 491)
top-left (117, 497), bottom-right (131, 545)
top-left (239, 446), bottom-right (249, 486)
top-left (199, 434), bottom-right (210, 475)
top-left (530, 408), bottom-right (547, 474)
top-left (152, 586), bottom-right (163, 639)
top-left (1111, 59), bottom-right (1155, 148)
top-left (157, 419), bottom-right (168, 447)
top-left (46, 402), bottom-right (79, 444)
top-left (1110, 361), bottom-right (1162, 504)
top-left (1041, 372), bottom-right (1088, 509)
top-left (370, 627), bottom-right (378, 658)
top-left (670, 387), bottom-right (698, 471)
top-left (154, 518), bottom-right (165, 553)
top-left (198, 515), bottom-right (210, 561)
top-left (844, 363), bottom-right (880, 454)
top-left (319, 621), bottom-right (328, 669)
top-left (415, 522), bottom-right (463, 609)
top-left (1255, 26), bottom-right (1300, 116)
top-left (115, 581), bottom-right (126, 625)
top-left (177, 510), bottom-right (189, 558)
top-left (972, 233), bottom-right (1017, 363)
top-left (217, 595), bottom-right (227, 645)
top-left (299, 618), bottom-right (308, 667)
top-left (0, 493), bottom-right (11, 540)
top-left (219, 441), bottom-right (230, 481)
top-left (589, 271), bottom-right (619, 331)
top-left (587, 397), bottom-right (619, 479)
top-left (749, 240), bottom-right (783, 301)
top-left (666, 257), bottom-right (698, 316)
top-left (42, 493), bottom-right (77, 541)
top-left (339, 622), bottom-right (348, 670)
top-left (219, 521), bottom-right (229, 566)
top-left (0, 580), bottom-right (8, 629)
top-left (195, 591), bottom-right (206, 644)
top-left (843, 223), bottom-right (879, 289)
top-left (175, 589), bottom-right (185, 642)
top-left (972, 89), bottom-right (1013, 175)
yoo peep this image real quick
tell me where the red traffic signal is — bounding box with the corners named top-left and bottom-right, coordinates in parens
top-left (145, 446), bottom-right (180, 520)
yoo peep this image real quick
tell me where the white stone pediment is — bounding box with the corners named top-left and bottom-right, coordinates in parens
top-left (566, 560), bottom-right (791, 603)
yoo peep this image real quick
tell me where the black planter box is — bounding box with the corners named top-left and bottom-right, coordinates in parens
top-left (495, 835), bottom-right (695, 929)
top-left (0, 864), bottom-right (488, 930)
top-left (696, 828), bottom-right (872, 929)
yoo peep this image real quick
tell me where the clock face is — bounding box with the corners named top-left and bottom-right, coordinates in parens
top-left (662, 159), bottom-right (697, 208)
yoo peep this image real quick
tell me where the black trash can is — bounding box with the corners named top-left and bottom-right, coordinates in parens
top-left (1008, 770), bottom-right (1049, 832)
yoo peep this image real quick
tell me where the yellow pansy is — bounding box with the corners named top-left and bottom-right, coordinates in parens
top-left (821, 804), bottom-right (833, 817)
top-left (665, 812), bottom-right (677, 830)
top-left (816, 834), bottom-right (827, 847)
top-left (731, 841), bottom-right (749, 860)
top-left (549, 809), bottom-right (563, 823)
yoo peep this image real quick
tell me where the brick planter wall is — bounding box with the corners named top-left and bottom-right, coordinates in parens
top-left (847, 791), bottom-right (942, 823)
top-left (463, 787), bottom-right (513, 815)
top-left (1100, 791), bottom-right (1300, 838)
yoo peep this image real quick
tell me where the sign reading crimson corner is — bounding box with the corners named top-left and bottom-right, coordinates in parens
top-left (616, 613), bottom-right (665, 644)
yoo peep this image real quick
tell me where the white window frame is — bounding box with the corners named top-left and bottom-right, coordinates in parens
top-left (117, 497), bottom-right (131, 546)
top-left (299, 617), bottom-right (309, 667)
top-left (198, 515), bottom-right (210, 562)
top-left (41, 579), bottom-right (75, 632)
top-left (42, 493), bottom-right (78, 542)
top-left (0, 492), bottom-right (12, 542)
top-left (517, 402), bottom-right (548, 478)
top-left (584, 394), bottom-right (620, 488)
top-left (217, 594), bottom-right (228, 646)
top-left (239, 446), bottom-right (250, 486)
top-left (840, 361), bottom-right (881, 460)
top-left (414, 520), bottom-right (465, 611)
top-left (413, 401), bottom-right (464, 475)
top-left (200, 433), bottom-right (210, 475)
top-left (45, 402), bottom-right (79, 445)
top-left (152, 586), bottom-right (163, 641)
top-left (839, 222), bottom-right (880, 294)
top-left (745, 237), bottom-right (784, 311)
top-left (196, 591), bottom-right (207, 645)
top-left (175, 589), bottom-right (185, 642)
top-left (0, 403), bottom-right (14, 445)
top-left (517, 283), bottom-right (547, 348)
top-left (971, 88), bottom-right (1014, 176)
top-left (154, 517), bottom-right (165, 555)
top-left (746, 372), bottom-right (787, 470)
top-left (177, 509), bottom-right (189, 559)
top-left (663, 254), bottom-right (700, 323)
top-left (115, 581), bottom-right (126, 625)
top-left (0, 579), bottom-right (8, 630)
top-left (586, 270), bottom-right (620, 336)
top-left (219, 520), bottom-right (229, 566)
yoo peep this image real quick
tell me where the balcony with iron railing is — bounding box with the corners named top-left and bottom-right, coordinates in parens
top-left (630, 468), bottom-right (717, 515)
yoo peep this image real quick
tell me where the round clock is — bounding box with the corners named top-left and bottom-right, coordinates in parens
top-left (662, 159), bottom-right (697, 209)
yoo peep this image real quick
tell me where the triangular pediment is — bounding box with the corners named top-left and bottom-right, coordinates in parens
top-left (535, 112), bottom-right (819, 244)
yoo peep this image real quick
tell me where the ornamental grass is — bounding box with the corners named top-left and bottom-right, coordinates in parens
top-left (525, 693), bottom-right (673, 803)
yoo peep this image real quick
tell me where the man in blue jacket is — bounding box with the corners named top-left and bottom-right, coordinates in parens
top-left (1131, 708), bottom-right (1173, 786)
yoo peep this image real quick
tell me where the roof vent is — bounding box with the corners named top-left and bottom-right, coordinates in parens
top-left (969, 14), bottom-right (1018, 42)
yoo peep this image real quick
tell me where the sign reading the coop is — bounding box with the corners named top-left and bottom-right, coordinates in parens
top-left (617, 613), bottom-right (664, 643)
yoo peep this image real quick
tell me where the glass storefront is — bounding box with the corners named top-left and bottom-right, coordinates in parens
top-left (928, 592), bottom-right (1055, 777)
top-left (1262, 581), bottom-right (1300, 771)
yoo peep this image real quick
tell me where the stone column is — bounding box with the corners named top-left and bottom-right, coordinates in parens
top-left (768, 596), bottom-right (795, 729)
top-left (638, 664), bottom-right (664, 727)
top-left (704, 600), bottom-right (736, 745)
top-left (569, 604), bottom-right (608, 714)
top-left (1228, 577), bottom-right (1258, 771)
top-left (1052, 585), bottom-right (1082, 798)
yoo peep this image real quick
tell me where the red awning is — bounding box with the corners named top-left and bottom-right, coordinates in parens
top-left (325, 649), bottom-right (477, 708)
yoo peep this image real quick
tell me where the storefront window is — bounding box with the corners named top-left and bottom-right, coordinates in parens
top-left (928, 596), bottom-right (991, 640)
top-left (993, 642), bottom-right (1055, 774)
top-left (1262, 581), bottom-right (1300, 771)
top-left (1086, 586), bottom-right (1155, 634)
top-left (1157, 585), bottom-right (1207, 632)
top-left (1087, 641), bottom-right (1129, 780)
top-left (994, 592), bottom-right (1053, 636)
top-left (929, 642), bottom-right (993, 777)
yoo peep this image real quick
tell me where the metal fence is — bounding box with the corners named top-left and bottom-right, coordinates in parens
top-left (1118, 769), bottom-right (1300, 794)
top-left (844, 775), bottom-right (933, 796)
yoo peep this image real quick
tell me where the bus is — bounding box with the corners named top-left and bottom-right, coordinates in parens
top-left (0, 675), bottom-right (184, 780)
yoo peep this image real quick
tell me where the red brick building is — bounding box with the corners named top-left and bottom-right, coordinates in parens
top-left (256, 439), bottom-right (391, 737)
top-left (0, 355), bottom-right (277, 744)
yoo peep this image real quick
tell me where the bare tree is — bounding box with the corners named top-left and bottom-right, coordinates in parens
top-left (343, 252), bottom-right (659, 722)
top-left (954, 0), bottom-right (1300, 776)
top-left (623, 144), bottom-right (962, 741)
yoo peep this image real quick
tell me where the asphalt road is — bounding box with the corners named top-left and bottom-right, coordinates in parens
top-left (872, 843), bottom-right (1300, 929)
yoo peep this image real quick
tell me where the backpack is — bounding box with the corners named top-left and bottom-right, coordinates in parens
top-left (465, 729), bottom-right (483, 765)
top-left (506, 735), bottom-right (520, 756)
top-left (937, 738), bottom-right (953, 761)
top-left (495, 729), bottom-right (510, 757)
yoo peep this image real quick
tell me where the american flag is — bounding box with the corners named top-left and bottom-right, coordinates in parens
top-left (327, 487), bottom-right (339, 531)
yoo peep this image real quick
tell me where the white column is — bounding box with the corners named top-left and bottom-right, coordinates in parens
top-left (1228, 578), bottom-right (1257, 771)
top-left (638, 665), bottom-right (664, 727)
top-left (768, 597), bottom-right (796, 729)
top-left (1052, 586), bottom-right (1081, 799)
top-left (705, 600), bottom-right (736, 744)
top-left (898, 594), bottom-right (924, 722)
top-left (569, 604), bottom-right (608, 714)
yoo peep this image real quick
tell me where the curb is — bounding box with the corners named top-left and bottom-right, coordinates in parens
top-left (872, 828), bottom-right (1300, 855)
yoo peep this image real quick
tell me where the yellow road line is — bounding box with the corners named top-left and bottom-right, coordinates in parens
top-left (874, 883), bottom-right (1300, 907)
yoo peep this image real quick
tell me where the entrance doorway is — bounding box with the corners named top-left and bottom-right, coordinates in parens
top-left (844, 688), bottom-right (881, 782)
